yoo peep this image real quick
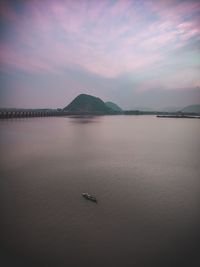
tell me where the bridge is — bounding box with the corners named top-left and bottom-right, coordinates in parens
top-left (0, 110), bottom-right (69, 119)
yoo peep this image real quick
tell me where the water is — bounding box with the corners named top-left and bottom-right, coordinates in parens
top-left (0, 116), bottom-right (199, 267)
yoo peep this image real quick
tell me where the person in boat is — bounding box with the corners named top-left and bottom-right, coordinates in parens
top-left (82, 193), bottom-right (97, 203)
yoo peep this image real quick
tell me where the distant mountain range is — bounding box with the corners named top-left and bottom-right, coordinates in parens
top-left (63, 95), bottom-right (200, 115)
top-left (181, 104), bottom-right (200, 113)
top-left (159, 105), bottom-right (200, 113)
top-left (1, 95), bottom-right (199, 115)
top-left (130, 104), bottom-right (200, 113)
top-left (63, 94), bottom-right (122, 114)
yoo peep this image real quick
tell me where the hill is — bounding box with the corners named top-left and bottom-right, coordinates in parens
top-left (63, 94), bottom-right (111, 114)
top-left (105, 102), bottom-right (123, 112)
top-left (181, 104), bottom-right (200, 113)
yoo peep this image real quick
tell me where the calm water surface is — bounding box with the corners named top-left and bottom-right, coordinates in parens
top-left (0, 116), bottom-right (200, 267)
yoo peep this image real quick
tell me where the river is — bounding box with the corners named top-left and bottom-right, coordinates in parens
top-left (0, 115), bottom-right (199, 266)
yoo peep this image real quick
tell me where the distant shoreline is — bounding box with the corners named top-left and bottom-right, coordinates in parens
top-left (0, 109), bottom-right (200, 119)
top-left (157, 115), bottom-right (200, 119)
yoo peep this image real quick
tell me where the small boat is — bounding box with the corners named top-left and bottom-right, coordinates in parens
top-left (82, 193), bottom-right (97, 203)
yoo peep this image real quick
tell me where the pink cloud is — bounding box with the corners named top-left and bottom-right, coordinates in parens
top-left (147, 0), bottom-right (200, 21)
top-left (141, 32), bottom-right (177, 51)
top-left (109, 0), bottom-right (132, 17)
top-left (177, 22), bottom-right (200, 41)
top-left (0, 43), bottom-right (57, 73)
top-left (0, 0), bottom-right (200, 80)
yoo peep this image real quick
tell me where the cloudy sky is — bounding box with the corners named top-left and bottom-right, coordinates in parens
top-left (0, 0), bottom-right (200, 109)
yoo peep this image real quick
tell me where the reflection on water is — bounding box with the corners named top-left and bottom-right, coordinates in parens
top-left (0, 116), bottom-right (200, 267)
top-left (68, 115), bottom-right (101, 124)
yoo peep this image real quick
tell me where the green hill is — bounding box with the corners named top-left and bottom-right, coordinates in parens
top-left (63, 94), bottom-right (111, 114)
top-left (105, 102), bottom-right (123, 112)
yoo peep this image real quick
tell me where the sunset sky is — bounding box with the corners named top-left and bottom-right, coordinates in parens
top-left (0, 0), bottom-right (200, 109)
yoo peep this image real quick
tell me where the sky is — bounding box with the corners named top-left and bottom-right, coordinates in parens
top-left (0, 0), bottom-right (200, 109)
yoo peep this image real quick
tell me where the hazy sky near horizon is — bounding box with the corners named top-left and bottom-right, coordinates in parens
top-left (0, 0), bottom-right (200, 109)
